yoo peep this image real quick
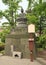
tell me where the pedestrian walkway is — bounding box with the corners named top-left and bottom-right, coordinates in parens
top-left (36, 58), bottom-right (46, 65)
top-left (0, 56), bottom-right (42, 65)
top-left (0, 53), bottom-right (3, 56)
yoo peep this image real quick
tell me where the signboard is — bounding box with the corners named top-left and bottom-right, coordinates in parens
top-left (28, 24), bottom-right (35, 33)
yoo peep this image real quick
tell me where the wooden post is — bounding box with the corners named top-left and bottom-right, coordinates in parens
top-left (28, 24), bottom-right (35, 62)
top-left (28, 36), bottom-right (34, 61)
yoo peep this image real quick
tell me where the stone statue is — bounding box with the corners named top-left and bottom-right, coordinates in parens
top-left (21, 8), bottom-right (24, 13)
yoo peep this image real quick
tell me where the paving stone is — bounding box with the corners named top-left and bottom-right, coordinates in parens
top-left (0, 56), bottom-right (42, 65)
top-left (36, 58), bottom-right (46, 65)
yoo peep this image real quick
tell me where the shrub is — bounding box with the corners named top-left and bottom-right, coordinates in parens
top-left (0, 42), bottom-right (5, 51)
top-left (0, 50), bottom-right (5, 55)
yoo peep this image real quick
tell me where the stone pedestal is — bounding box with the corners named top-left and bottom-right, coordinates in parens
top-left (5, 27), bottom-right (30, 58)
top-left (5, 10), bottom-right (36, 59)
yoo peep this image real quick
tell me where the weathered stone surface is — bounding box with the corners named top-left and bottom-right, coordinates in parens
top-left (5, 11), bottom-right (35, 59)
top-left (5, 25), bottom-right (31, 58)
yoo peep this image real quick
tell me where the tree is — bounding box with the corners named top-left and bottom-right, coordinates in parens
top-left (27, 0), bottom-right (35, 9)
top-left (27, 0), bottom-right (46, 31)
top-left (39, 0), bottom-right (42, 4)
top-left (33, 2), bottom-right (46, 34)
top-left (34, 2), bottom-right (46, 49)
top-left (0, 0), bottom-right (22, 29)
top-left (27, 0), bottom-right (32, 9)
top-left (0, 0), bottom-right (22, 42)
top-left (26, 0), bottom-right (46, 50)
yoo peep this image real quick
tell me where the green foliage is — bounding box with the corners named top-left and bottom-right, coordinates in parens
top-left (27, 1), bottom-right (46, 31)
top-left (33, 2), bottom-right (46, 16)
top-left (27, 0), bottom-right (35, 9)
top-left (0, 42), bottom-right (5, 47)
top-left (0, 27), bottom-right (10, 43)
top-left (39, 0), bottom-right (42, 4)
top-left (0, 42), bottom-right (5, 51)
top-left (1, 36), bottom-right (5, 43)
top-left (26, 14), bottom-right (38, 24)
top-left (36, 34), bottom-right (46, 49)
top-left (0, 50), bottom-right (5, 55)
top-left (27, 0), bottom-right (46, 50)
top-left (2, 0), bottom-right (22, 5)
top-left (27, 0), bottom-right (32, 9)
top-left (26, 13), bottom-right (39, 31)
top-left (37, 48), bottom-right (43, 51)
top-left (0, 0), bottom-right (22, 28)
top-left (0, 11), bottom-right (3, 18)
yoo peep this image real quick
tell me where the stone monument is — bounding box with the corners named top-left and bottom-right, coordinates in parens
top-left (5, 8), bottom-right (35, 59)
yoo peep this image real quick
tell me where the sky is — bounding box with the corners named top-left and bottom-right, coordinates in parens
top-left (0, 0), bottom-right (28, 26)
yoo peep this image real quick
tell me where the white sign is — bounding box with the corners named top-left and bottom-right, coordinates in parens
top-left (28, 24), bottom-right (35, 33)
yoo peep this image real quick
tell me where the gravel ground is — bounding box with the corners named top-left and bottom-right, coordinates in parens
top-left (0, 56), bottom-right (42, 65)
